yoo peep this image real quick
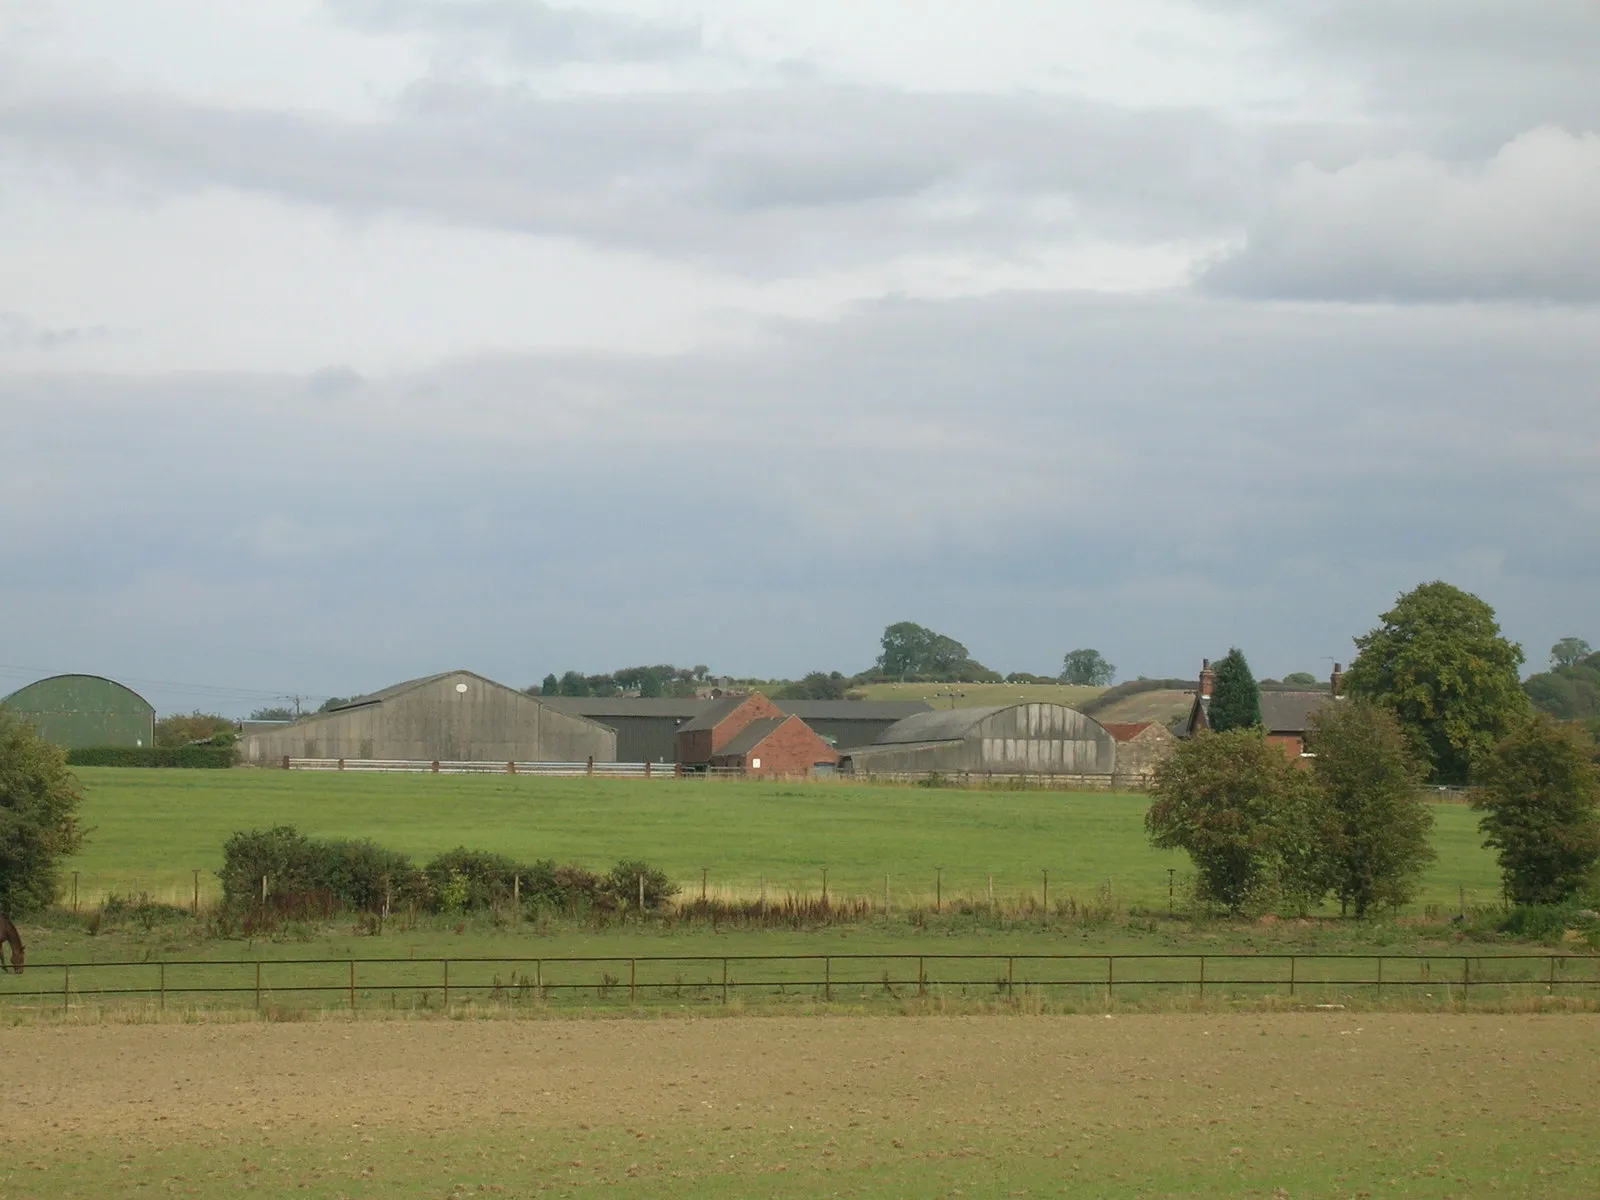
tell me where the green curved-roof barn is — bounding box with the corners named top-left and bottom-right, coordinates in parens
top-left (2, 674), bottom-right (156, 749)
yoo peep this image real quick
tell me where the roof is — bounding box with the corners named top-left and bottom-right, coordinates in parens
top-left (781, 700), bottom-right (932, 720)
top-left (326, 671), bottom-right (462, 712)
top-left (872, 707), bottom-right (1009, 744)
top-left (714, 717), bottom-right (786, 758)
top-left (540, 697), bottom-right (710, 719)
top-left (1101, 722), bottom-right (1153, 742)
top-left (678, 695), bottom-right (749, 733)
top-left (1261, 691), bottom-right (1337, 734)
top-left (3, 673), bottom-right (155, 711)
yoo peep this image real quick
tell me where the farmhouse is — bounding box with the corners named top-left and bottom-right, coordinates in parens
top-left (840, 702), bottom-right (1118, 783)
top-left (1184, 660), bottom-right (1343, 758)
top-left (2, 673), bottom-right (156, 749)
top-left (541, 696), bottom-right (930, 763)
top-left (236, 670), bottom-right (616, 765)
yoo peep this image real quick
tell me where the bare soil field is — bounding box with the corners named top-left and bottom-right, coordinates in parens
top-left (3, 1014), bottom-right (1597, 1198)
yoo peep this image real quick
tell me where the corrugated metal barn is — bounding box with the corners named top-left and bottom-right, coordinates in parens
top-left (840, 703), bottom-right (1117, 778)
top-left (541, 697), bottom-right (934, 762)
top-left (238, 671), bottom-right (616, 764)
top-left (2, 674), bottom-right (156, 748)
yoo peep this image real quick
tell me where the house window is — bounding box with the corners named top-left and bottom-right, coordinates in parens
top-left (751, 757), bottom-right (762, 769)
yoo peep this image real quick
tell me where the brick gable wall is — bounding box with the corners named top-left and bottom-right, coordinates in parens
top-left (674, 692), bottom-right (787, 765)
top-left (712, 715), bottom-right (841, 778)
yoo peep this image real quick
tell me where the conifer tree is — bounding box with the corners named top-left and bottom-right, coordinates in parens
top-left (1208, 647), bottom-right (1262, 732)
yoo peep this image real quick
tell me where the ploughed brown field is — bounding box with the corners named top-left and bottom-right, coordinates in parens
top-left (3, 1015), bottom-right (1597, 1198)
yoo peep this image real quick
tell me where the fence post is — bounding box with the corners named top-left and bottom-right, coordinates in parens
top-left (281, 755), bottom-right (290, 770)
top-left (255, 961), bottom-right (261, 1010)
top-left (1375, 957), bottom-right (1382, 1001)
top-left (431, 760), bottom-right (441, 774)
top-left (821, 868), bottom-right (828, 905)
top-left (824, 956), bottom-right (831, 1002)
top-left (535, 959), bottom-right (543, 1003)
top-left (261, 874), bottom-right (268, 906)
top-left (1106, 956), bottom-right (1114, 1007)
top-left (442, 959), bottom-right (450, 1009)
top-left (513, 875), bottom-right (520, 905)
top-left (507, 761), bottom-right (516, 774)
top-left (644, 760), bottom-right (652, 778)
top-left (72, 871), bottom-right (79, 914)
top-left (349, 960), bottom-right (356, 1012)
top-left (919, 956), bottom-right (927, 998)
top-left (586, 757), bottom-right (594, 776)
top-left (337, 758), bottom-right (345, 771)
top-left (1007, 956), bottom-right (1014, 996)
top-left (160, 962), bottom-right (166, 1012)
top-left (1289, 956), bottom-right (1296, 998)
top-left (675, 762), bottom-right (684, 778)
top-left (1199, 956), bottom-right (1206, 997)
top-left (63, 964), bottom-right (70, 1012)
top-left (192, 869), bottom-right (200, 916)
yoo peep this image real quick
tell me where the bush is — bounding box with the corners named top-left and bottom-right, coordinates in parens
top-left (422, 848), bottom-right (524, 911)
top-left (606, 860), bottom-right (679, 911)
top-left (66, 745), bottom-right (234, 768)
top-left (219, 826), bottom-right (320, 909)
top-left (311, 839), bottom-right (421, 911)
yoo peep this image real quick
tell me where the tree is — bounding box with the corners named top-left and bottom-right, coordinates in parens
top-left (540, 673), bottom-right (559, 696)
top-left (1281, 672), bottom-right (1319, 687)
top-left (1145, 729), bottom-right (1314, 915)
top-left (1345, 582), bottom-right (1529, 785)
top-left (557, 671), bottom-right (591, 698)
top-left (779, 671), bottom-right (849, 701)
top-left (248, 706), bottom-right (297, 722)
top-left (0, 709), bottom-right (87, 916)
top-left (875, 622), bottom-right (997, 681)
top-left (1551, 638), bottom-right (1593, 671)
top-left (1472, 714), bottom-right (1600, 906)
top-left (1060, 649), bottom-right (1116, 686)
top-left (1307, 700), bottom-right (1434, 918)
top-left (155, 712), bottom-right (235, 748)
top-left (1208, 648), bottom-right (1262, 733)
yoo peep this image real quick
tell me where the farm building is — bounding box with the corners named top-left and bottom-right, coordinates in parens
top-left (540, 696), bottom-right (930, 762)
top-left (840, 703), bottom-right (1118, 782)
top-left (674, 693), bottom-right (839, 776)
top-left (2, 674), bottom-right (156, 748)
top-left (1184, 661), bottom-right (1343, 758)
top-left (1101, 722), bottom-right (1177, 786)
top-left (236, 671), bottom-right (616, 765)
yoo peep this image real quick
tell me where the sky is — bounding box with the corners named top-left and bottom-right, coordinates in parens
top-left (2, 0), bottom-right (1597, 715)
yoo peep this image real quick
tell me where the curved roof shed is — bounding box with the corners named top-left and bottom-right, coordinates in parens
top-left (842, 703), bottom-right (1117, 777)
top-left (2, 674), bottom-right (156, 748)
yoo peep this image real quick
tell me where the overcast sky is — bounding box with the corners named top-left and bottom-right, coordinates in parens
top-left (2, 0), bottom-right (1596, 714)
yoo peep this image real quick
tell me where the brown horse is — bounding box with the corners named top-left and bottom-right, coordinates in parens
top-left (0, 914), bottom-right (22, 974)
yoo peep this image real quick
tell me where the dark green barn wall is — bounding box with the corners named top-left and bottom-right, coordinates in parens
top-left (2, 674), bottom-right (157, 749)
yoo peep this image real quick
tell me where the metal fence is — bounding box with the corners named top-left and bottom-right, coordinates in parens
top-left (4, 953), bottom-right (1597, 1013)
top-left (284, 758), bottom-right (678, 777)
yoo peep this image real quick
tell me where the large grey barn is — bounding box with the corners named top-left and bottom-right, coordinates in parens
top-left (540, 697), bottom-right (933, 763)
top-left (840, 703), bottom-right (1118, 781)
top-left (238, 671), bottom-right (616, 765)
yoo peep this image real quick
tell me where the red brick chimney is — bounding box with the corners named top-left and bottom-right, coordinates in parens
top-left (1198, 658), bottom-right (1215, 699)
top-left (1330, 663), bottom-right (1344, 696)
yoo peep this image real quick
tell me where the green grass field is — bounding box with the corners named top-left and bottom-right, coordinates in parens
top-left (851, 681), bottom-right (1105, 708)
top-left (66, 767), bottom-right (1501, 914)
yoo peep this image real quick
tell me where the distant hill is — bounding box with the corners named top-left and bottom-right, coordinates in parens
top-left (1082, 679), bottom-right (1196, 730)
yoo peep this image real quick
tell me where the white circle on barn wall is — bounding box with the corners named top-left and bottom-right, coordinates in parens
top-left (455, 683), bottom-right (469, 693)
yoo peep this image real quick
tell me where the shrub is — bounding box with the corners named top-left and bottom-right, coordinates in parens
top-left (422, 847), bottom-right (525, 911)
top-left (219, 826), bottom-right (320, 909)
top-left (310, 839), bottom-right (421, 911)
top-left (66, 745), bottom-right (234, 768)
top-left (606, 860), bottom-right (679, 911)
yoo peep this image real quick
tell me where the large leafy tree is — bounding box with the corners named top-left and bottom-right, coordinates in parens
top-left (1208, 648), bottom-right (1262, 733)
top-left (1551, 638), bottom-right (1593, 671)
top-left (1307, 700), bottom-right (1434, 918)
top-left (1472, 715), bottom-right (1600, 906)
top-left (0, 709), bottom-right (87, 916)
top-left (1344, 581), bottom-right (1528, 785)
top-left (1145, 729), bottom-right (1314, 915)
top-left (1060, 649), bottom-right (1116, 686)
top-left (875, 622), bottom-right (996, 681)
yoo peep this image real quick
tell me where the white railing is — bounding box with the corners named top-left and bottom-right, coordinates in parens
top-left (283, 758), bottom-right (679, 778)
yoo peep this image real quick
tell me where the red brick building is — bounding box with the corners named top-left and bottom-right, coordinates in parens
top-left (675, 692), bottom-right (839, 777)
top-left (1184, 660), bottom-right (1344, 760)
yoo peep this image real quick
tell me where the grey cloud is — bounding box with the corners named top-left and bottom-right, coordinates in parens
top-left (1202, 127), bottom-right (1600, 302)
top-left (4, 292), bottom-right (1598, 692)
top-left (0, 312), bottom-right (112, 349)
top-left (1211, 0), bottom-right (1600, 153)
top-left (0, 79), bottom-right (1252, 272)
top-left (325, 0), bottom-right (703, 65)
